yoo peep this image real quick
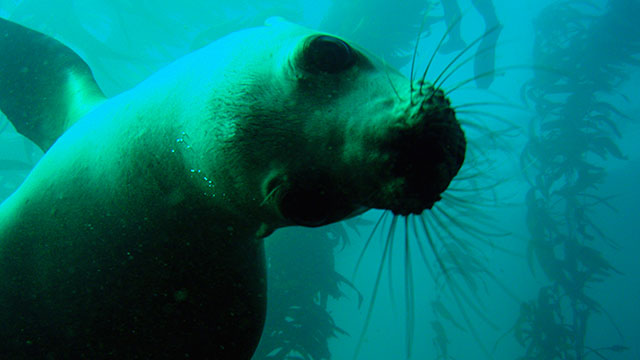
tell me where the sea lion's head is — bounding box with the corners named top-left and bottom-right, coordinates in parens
top-left (190, 19), bottom-right (465, 230)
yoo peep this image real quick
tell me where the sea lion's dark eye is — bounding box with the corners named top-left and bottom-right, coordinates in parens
top-left (303, 35), bottom-right (356, 74)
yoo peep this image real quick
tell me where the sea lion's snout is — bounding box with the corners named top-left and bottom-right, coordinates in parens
top-left (380, 86), bottom-right (466, 215)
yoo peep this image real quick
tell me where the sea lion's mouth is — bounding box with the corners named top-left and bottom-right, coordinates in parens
top-left (267, 171), bottom-right (354, 227)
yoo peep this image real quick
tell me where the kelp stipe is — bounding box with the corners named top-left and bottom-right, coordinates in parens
top-left (513, 0), bottom-right (638, 358)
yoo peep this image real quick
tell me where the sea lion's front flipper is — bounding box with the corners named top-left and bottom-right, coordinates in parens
top-left (0, 17), bottom-right (106, 152)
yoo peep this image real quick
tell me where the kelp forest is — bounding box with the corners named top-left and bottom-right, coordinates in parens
top-left (516, 1), bottom-right (637, 359)
top-left (0, 0), bottom-right (637, 359)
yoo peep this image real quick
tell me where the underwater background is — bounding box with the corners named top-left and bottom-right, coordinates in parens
top-left (0, 0), bottom-right (638, 359)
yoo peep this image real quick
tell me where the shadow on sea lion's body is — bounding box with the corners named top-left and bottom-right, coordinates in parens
top-left (0, 16), bottom-right (464, 359)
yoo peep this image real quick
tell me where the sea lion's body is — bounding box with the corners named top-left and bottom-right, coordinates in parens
top-left (0, 17), bottom-right (465, 359)
top-left (0, 24), bottom-right (274, 359)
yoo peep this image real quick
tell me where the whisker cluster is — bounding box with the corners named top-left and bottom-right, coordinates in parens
top-left (353, 12), bottom-right (523, 360)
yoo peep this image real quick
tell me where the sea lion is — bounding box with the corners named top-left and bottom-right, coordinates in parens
top-left (0, 16), bottom-right (465, 359)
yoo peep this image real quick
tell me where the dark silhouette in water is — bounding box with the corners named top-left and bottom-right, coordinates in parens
top-left (441, 0), bottom-right (501, 88)
top-left (318, 0), bottom-right (436, 69)
top-left (440, 0), bottom-right (466, 54)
